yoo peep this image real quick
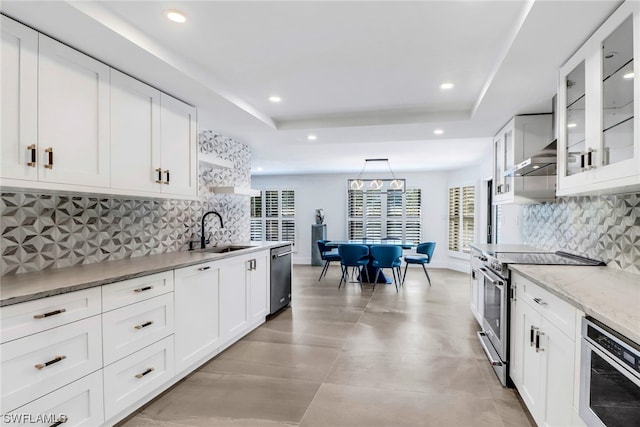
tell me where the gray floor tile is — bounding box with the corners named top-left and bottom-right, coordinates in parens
top-left (118, 265), bottom-right (533, 427)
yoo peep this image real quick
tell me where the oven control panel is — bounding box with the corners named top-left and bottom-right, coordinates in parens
top-left (587, 322), bottom-right (640, 375)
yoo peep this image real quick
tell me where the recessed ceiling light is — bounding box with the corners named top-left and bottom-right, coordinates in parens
top-left (440, 83), bottom-right (454, 90)
top-left (434, 129), bottom-right (444, 135)
top-left (166, 10), bottom-right (187, 23)
top-left (567, 123), bottom-right (577, 128)
top-left (532, 165), bottom-right (540, 169)
top-left (307, 134), bottom-right (317, 141)
top-left (256, 167), bottom-right (264, 172)
top-left (623, 72), bottom-right (634, 79)
top-left (268, 96), bottom-right (282, 103)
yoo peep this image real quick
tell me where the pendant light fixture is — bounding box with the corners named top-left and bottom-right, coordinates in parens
top-left (348, 158), bottom-right (405, 193)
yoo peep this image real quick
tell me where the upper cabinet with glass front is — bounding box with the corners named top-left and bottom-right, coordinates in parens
top-left (557, 1), bottom-right (640, 196)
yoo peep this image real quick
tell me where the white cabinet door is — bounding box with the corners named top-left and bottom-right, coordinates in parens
top-left (0, 16), bottom-right (38, 181)
top-left (540, 317), bottom-right (576, 427)
top-left (38, 35), bottom-right (110, 187)
top-left (557, 1), bottom-right (640, 196)
top-left (219, 257), bottom-right (249, 348)
top-left (515, 297), bottom-right (543, 418)
top-left (249, 251), bottom-right (269, 325)
top-left (3, 371), bottom-right (104, 427)
top-left (110, 69), bottom-right (161, 193)
top-left (160, 94), bottom-right (197, 197)
top-left (174, 262), bottom-right (220, 374)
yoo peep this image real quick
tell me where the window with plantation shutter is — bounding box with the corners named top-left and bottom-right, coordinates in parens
top-left (347, 187), bottom-right (421, 242)
top-left (250, 190), bottom-right (296, 245)
top-left (448, 185), bottom-right (475, 253)
top-left (448, 187), bottom-right (460, 251)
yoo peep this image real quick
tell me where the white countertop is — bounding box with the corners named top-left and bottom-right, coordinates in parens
top-left (510, 264), bottom-right (640, 345)
top-left (0, 242), bottom-right (290, 307)
top-left (470, 243), bottom-right (551, 253)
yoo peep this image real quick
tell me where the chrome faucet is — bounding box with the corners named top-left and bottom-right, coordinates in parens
top-left (201, 211), bottom-right (224, 249)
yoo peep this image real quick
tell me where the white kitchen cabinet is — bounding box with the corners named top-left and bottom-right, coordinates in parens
top-left (510, 272), bottom-right (577, 427)
top-left (37, 34), bottom-right (110, 188)
top-left (493, 115), bottom-right (553, 204)
top-left (174, 261), bottom-right (220, 374)
top-left (0, 16), bottom-right (38, 181)
top-left (0, 316), bottom-right (102, 413)
top-left (103, 335), bottom-right (174, 420)
top-left (101, 271), bottom-right (174, 312)
top-left (218, 250), bottom-right (270, 350)
top-left (248, 251), bottom-right (269, 326)
top-left (110, 69), bottom-right (161, 194)
top-left (159, 94), bottom-right (198, 197)
top-left (469, 249), bottom-right (484, 326)
top-left (219, 256), bottom-right (250, 349)
top-left (557, 1), bottom-right (640, 196)
top-left (2, 371), bottom-right (104, 427)
top-left (0, 287), bottom-right (101, 344)
top-left (102, 293), bottom-right (175, 365)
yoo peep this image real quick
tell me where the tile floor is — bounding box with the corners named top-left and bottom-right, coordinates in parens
top-left (119, 265), bottom-right (534, 427)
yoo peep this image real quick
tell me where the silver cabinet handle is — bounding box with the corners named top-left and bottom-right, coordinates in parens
top-left (198, 266), bottom-right (211, 271)
top-left (134, 286), bottom-right (153, 293)
top-left (35, 355), bottom-right (66, 370)
top-left (533, 297), bottom-right (547, 306)
top-left (34, 308), bottom-right (66, 319)
top-left (49, 415), bottom-right (68, 427)
top-left (135, 367), bottom-right (154, 379)
top-left (275, 251), bottom-right (293, 257)
top-left (134, 321), bottom-right (153, 330)
top-left (535, 330), bottom-right (545, 353)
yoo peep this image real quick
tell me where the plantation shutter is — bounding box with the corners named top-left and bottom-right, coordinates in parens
top-left (448, 187), bottom-right (461, 251)
top-left (462, 186), bottom-right (475, 253)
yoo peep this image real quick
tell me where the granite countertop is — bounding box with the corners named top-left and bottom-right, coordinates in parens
top-left (510, 264), bottom-right (640, 345)
top-left (0, 241), bottom-right (291, 307)
top-left (470, 243), bottom-right (552, 254)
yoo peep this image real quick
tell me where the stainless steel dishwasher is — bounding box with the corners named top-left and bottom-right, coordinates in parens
top-left (270, 244), bottom-right (292, 315)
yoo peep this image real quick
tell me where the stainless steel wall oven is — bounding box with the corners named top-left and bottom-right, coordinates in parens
top-left (580, 317), bottom-right (640, 427)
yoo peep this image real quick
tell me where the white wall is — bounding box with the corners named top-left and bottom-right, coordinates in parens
top-left (252, 172), bottom-right (452, 268)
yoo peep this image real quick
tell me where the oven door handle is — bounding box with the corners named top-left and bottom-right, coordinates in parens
top-left (479, 268), bottom-right (505, 290)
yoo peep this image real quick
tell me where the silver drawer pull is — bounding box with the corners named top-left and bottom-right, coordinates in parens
top-left (135, 367), bottom-right (154, 379)
top-left (134, 286), bottom-right (153, 293)
top-left (35, 355), bottom-right (66, 370)
top-left (134, 321), bottom-right (154, 330)
top-left (33, 308), bottom-right (66, 319)
top-left (533, 297), bottom-right (547, 306)
top-left (49, 415), bottom-right (68, 427)
top-left (198, 266), bottom-right (211, 271)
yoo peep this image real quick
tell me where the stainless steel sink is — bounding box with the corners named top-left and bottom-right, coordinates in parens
top-left (201, 245), bottom-right (253, 254)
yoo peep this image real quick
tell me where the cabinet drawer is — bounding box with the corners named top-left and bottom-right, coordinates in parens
top-left (103, 335), bottom-right (174, 420)
top-left (0, 316), bottom-right (102, 413)
top-left (517, 274), bottom-right (576, 338)
top-left (1, 371), bottom-right (104, 427)
top-left (0, 288), bottom-right (101, 344)
top-left (102, 293), bottom-right (175, 365)
top-left (102, 271), bottom-right (173, 312)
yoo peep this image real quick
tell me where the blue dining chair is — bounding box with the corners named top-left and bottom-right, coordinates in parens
top-left (317, 240), bottom-right (341, 281)
top-left (338, 244), bottom-right (370, 289)
top-left (370, 245), bottom-right (403, 292)
top-left (402, 242), bottom-right (436, 286)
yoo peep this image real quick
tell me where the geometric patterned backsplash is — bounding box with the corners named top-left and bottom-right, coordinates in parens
top-left (523, 192), bottom-right (640, 274)
top-left (1, 130), bottom-right (252, 276)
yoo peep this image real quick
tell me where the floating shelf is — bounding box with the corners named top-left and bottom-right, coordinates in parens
top-left (209, 186), bottom-right (261, 196)
top-left (199, 152), bottom-right (233, 169)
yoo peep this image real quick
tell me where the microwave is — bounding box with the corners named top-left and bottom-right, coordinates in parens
top-left (579, 317), bottom-right (640, 427)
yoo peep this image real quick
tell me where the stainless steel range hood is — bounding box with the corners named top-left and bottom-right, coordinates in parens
top-left (505, 140), bottom-right (557, 177)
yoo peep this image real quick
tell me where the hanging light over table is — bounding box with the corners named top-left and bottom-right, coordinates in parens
top-left (348, 158), bottom-right (406, 193)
